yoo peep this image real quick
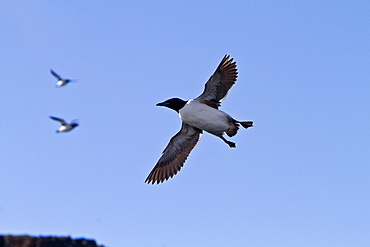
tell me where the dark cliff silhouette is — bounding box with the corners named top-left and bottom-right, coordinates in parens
top-left (0, 235), bottom-right (104, 247)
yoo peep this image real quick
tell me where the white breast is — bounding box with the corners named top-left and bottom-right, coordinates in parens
top-left (59, 125), bottom-right (72, 132)
top-left (56, 80), bottom-right (65, 86)
top-left (179, 100), bottom-right (231, 135)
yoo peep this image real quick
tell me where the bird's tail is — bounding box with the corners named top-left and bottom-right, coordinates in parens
top-left (226, 120), bottom-right (253, 137)
top-left (226, 122), bottom-right (239, 137)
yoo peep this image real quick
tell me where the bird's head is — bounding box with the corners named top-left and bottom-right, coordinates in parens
top-left (156, 98), bottom-right (187, 112)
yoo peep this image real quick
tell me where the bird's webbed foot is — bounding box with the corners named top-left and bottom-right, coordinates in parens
top-left (219, 136), bottom-right (236, 148)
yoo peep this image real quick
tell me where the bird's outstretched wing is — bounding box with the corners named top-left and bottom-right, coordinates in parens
top-left (50, 70), bottom-right (63, 80)
top-left (195, 54), bottom-right (238, 109)
top-left (50, 116), bottom-right (67, 126)
top-left (145, 122), bottom-right (202, 184)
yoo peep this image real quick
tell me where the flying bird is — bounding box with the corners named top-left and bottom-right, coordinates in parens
top-left (50, 69), bottom-right (75, 87)
top-left (145, 55), bottom-right (253, 184)
top-left (50, 116), bottom-right (79, 133)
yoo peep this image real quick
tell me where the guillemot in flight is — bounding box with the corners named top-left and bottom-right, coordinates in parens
top-left (50, 69), bottom-right (75, 87)
top-left (145, 55), bottom-right (253, 184)
top-left (50, 116), bottom-right (79, 133)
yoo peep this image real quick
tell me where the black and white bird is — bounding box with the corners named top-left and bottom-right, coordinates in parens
top-left (50, 69), bottom-right (75, 87)
top-left (50, 116), bottom-right (79, 133)
top-left (145, 55), bottom-right (253, 184)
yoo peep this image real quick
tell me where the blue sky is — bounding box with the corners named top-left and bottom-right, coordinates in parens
top-left (0, 1), bottom-right (369, 246)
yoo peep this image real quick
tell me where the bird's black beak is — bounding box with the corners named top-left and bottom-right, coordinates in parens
top-left (156, 101), bottom-right (167, 107)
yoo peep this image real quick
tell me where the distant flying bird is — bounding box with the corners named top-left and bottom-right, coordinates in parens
top-left (145, 55), bottom-right (253, 184)
top-left (50, 69), bottom-right (75, 87)
top-left (50, 116), bottom-right (79, 133)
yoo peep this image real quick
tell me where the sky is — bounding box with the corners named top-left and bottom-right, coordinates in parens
top-left (0, 1), bottom-right (369, 247)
